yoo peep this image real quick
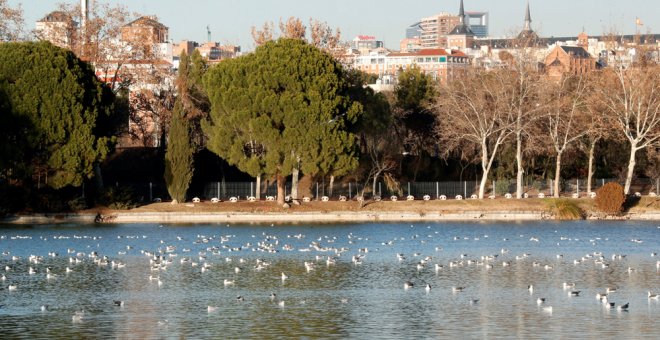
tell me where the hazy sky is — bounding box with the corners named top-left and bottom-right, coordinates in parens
top-left (12, 0), bottom-right (659, 49)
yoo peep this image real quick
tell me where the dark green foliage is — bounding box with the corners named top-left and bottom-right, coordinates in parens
top-left (394, 66), bottom-right (437, 159)
top-left (164, 99), bottom-right (194, 202)
top-left (595, 182), bottom-right (626, 215)
top-left (0, 41), bottom-right (115, 189)
top-left (177, 50), bottom-right (210, 149)
top-left (203, 39), bottom-right (362, 192)
top-left (98, 186), bottom-right (139, 210)
top-left (396, 66), bottom-right (435, 112)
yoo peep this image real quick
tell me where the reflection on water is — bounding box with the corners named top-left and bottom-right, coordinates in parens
top-left (0, 221), bottom-right (658, 338)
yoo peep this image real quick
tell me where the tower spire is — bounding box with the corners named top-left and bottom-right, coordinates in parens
top-left (524, 1), bottom-right (532, 31)
top-left (459, 0), bottom-right (465, 23)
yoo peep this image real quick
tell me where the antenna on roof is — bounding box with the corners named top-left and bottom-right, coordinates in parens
top-left (207, 25), bottom-right (211, 43)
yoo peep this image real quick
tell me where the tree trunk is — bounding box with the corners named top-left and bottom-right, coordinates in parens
top-left (291, 167), bottom-right (299, 199)
top-left (479, 168), bottom-right (489, 199)
top-left (277, 173), bottom-right (286, 205)
top-left (329, 175), bottom-right (335, 198)
top-left (372, 170), bottom-right (382, 197)
top-left (479, 140), bottom-right (489, 199)
top-left (255, 175), bottom-right (261, 200)
top-left (624, 143), bottom-right (638, 195)
top-left (516, 132), bottom-right (524, 199)
top-left (586, 138), bottom-right (598, 194)
top-left (554, 152), bottom-right (562, 198)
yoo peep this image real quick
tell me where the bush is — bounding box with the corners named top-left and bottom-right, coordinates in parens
top-left (547, 199), bottom-right (584, 220)
top-left (595, 182), bottom-right (625, 215)
top-left (495, 180), bottom-right (512, 195)
top-left (98, 186), bottom-right (139, 210)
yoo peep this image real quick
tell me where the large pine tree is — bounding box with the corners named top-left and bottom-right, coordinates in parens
top-left (164, 99), bottom-right (194, 203)
top-left (203, 38), bottom-right (362, 204)
top-left (0, 41), bottom-right (115, 188)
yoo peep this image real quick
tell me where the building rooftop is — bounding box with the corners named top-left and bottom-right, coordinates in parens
top-left (124, 16), bottom-right (168, 30)
top-left (38, 11), bottom-right (71, 23)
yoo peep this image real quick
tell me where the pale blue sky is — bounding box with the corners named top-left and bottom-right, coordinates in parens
top-left (12, 0), bottom-right (659, 49)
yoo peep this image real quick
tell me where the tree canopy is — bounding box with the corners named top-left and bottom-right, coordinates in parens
top-left (203, 38), bottom-right (362, 203)
top-left (0, 41), bottom-right (115, 188)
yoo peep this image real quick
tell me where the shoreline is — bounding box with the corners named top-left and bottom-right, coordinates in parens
top-left (2, 210), bottom-right (660, 224)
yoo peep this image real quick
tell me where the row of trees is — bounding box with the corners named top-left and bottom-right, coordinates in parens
top-left (1, 1), bottom-right (658, 210)
top-left (435, 63), bottom-right (659, 198)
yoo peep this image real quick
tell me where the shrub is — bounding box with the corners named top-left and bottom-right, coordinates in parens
top-left (495, 180), bottom-right (512, 195)
top-left (595, 182), bottom-right (625, 215)
top-left (99, 186), bottom-right (139, 210)
top-left (547, 199), bottom-right (584, 220)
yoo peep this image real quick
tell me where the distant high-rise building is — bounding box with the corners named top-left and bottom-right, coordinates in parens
top-left (465, 11), bottom-right (488, 38)
top-left (419, 12), bottom-right (461, 49)
top-left (406, 22), bottom-right (423, 39)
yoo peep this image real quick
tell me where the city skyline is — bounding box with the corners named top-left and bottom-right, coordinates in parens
top-left (10, 0), bottom-right (659, 49)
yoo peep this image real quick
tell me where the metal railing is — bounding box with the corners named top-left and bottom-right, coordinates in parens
top-left (112, 178), bottom-right (660, 202)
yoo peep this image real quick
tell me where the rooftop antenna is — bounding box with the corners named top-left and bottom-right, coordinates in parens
top-left (207, 25), bottom-right (211, 43)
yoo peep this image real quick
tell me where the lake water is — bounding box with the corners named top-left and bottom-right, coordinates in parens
top-left (0, 221), bottom-right (658, 339)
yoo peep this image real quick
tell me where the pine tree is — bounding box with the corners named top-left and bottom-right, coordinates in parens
top-left (164, 99), bottom-right (194, 203)
top-left (0, 41), bottom-right (115, 189)
top-left (203, 38), bottom-right (362, 204)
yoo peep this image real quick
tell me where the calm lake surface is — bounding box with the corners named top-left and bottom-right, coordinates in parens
top-left (0, 221), bottom-right (658, 339)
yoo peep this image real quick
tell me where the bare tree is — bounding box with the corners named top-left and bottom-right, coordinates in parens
top-left (501, 51), bottom-right (544, 199)
top-left (583, 81), bottom-right (614, 194)
top-left (279, 17), bottom-right (306, 40)
top-left (250, 22), bottom-right (275, 47)
top-left (251, 17), bottom-right (343, 54)
top-left (437, 70), bottom-right (515, 198)
top-left (34, 2), bottom-right (168, 95)
top-left (542, 75), bottom-right (592, 197)
top-left (601, 65), bottom-right (660, 194)
top-left (0, 0), bottom-right (24, 42)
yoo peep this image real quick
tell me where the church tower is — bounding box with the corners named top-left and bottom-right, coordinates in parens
top-left (447, 0), bottom-right (474, 49)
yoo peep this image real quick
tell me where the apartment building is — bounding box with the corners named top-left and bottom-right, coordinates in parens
top-left (352, 48), bottom-right (470, 85)
top-left (419, 12), bottom-right (461, 49)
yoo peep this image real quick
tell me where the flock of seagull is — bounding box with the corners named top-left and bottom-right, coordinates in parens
top-left (1, 224), bottom-right (659, 324)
